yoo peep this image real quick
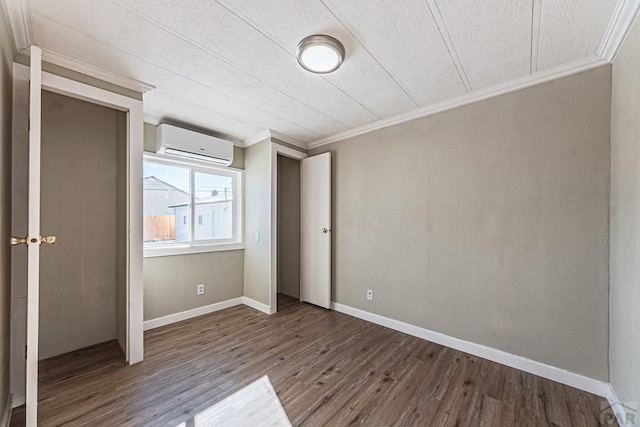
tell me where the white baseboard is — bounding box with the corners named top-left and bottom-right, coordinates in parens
top-left (1, 394), bottom-right (12, 427)
top-left (11, 395), bottom-right (23, 409)
top-left (144, 296), bottom-right (272, 331)
top-left (144, 297), bottom-right (243, 331)
top-left (331, 302), bottom-right (608, 397)
top-left (607, 384), bottom-right (636, 426)
top-left (242, 297), bottom-right (271, 314)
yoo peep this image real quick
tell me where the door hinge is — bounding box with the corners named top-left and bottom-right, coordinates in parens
top-left (25, 345), bottom-right (27, 359)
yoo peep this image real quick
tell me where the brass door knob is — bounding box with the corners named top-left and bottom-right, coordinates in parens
top-left (321, 228), bottom-right (331, 234)
top-left (10, 236), bottom-right (28, 246)
top-left (40, 235), bottom-right (56, 245)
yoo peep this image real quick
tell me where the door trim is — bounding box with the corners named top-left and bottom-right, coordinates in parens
top-left (270, 143), bottom-right (307, 314)
top-left (38, 68), bottom-right (145, 364)
top-left (9, 61), bottom-right (144, 407)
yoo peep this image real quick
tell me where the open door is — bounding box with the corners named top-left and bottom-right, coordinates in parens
top-left (300, 152), bottom-right (331, 309)
top-left (9, 46), bottom-right (46, 427)
top-left (9, 46), bottom-right (144, 424)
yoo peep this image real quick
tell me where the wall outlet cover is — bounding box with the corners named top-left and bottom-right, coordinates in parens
top-left (366, 289), bottom-right (373, 301)
top-left (197, 284), bottom-right (205, 296)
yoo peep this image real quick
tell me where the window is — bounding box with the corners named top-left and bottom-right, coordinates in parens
top-left (143, 155), bottom-right (242, 256)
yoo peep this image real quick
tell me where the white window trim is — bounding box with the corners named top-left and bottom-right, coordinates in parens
top-left (143, 153), bottom-right (244, 258)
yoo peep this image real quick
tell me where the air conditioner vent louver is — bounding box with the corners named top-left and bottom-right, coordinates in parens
top-left (156, 124), bottom-right (234, 166)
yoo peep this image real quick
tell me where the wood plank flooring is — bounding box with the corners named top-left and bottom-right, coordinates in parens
top-left (11, 295), bottom-right (613, 426)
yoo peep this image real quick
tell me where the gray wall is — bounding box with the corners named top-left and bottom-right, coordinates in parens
top-left (0, 4), bottom-right (12, 417)
top-left (144, 251), bottom-right (244, 320)
top-left (277, 155), bottom-right (300, 299)
top-left (310, 66), bottom-right (611, 381)
top-left (610, 17), bottom-right (640, 406)
top-left (244, 140), bottom-right (271, 305)
top-left (39, 91), bottom-right (126, 359)
top-left (142, 123), bottom-right (245, 321)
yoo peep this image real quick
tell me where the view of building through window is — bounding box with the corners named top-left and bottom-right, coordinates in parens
top-left (143, 159), bottom-right (234, 245)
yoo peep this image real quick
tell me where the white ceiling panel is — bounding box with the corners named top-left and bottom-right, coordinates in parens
top-left (537, 0), bottom-right (618, 70)
top-left (17, 0), bottom-right (619, 145)
top-left (30, 0), bottom-right (350, 136)
top-left (214, 0), bottom-right (420, 117)
top-left (435, 0), bottom-right (532, 90)
top-left (322, 0), bottom-right (468, 107)
top-left (29, 13), bottom-right (328, 141)
top-left (124, 0), bottom-right (381, 127)
top-left (143, 91), bottom-right (263, 141)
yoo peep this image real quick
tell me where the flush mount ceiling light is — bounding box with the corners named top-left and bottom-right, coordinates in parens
top-left (296, 35), bottom-right (345, 74)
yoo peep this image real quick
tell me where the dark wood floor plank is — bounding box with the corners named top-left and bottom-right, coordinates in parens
top-left (10, 294), bottom-right (612, 427)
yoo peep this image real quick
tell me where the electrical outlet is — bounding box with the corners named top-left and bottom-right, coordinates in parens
top-left (366, 289), bottom-right (373, 301)
top-left (197, 284), bottom-right (205, 296)
top-left (255, 232), bottom-right (260, 242)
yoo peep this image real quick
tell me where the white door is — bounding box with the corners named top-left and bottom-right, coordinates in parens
top-left (300, 152), bottom-right (331, 309)
top-left (9, 46), bottom-right (47, 427)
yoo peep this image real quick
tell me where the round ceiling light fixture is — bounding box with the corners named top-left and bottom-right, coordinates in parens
top-left (296, 35), bottom-right (345, 74)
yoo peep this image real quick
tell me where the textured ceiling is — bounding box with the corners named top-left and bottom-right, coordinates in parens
top-left (19, 0), bottom-right (619, 145)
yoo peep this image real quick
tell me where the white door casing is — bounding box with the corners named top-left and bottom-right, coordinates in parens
top-left (300, 152), bottom-right (332, 309)
top-left (9, 46), bottom-right (144, 421)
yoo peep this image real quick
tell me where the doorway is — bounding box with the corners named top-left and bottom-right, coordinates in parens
top-left (276, 154), bottom-right (301, 305)
top-left (271, 145), bottom-right (331, 313)
top-left (38, 90), bottom-right (127, 360)
top-left (9, 54), bottom-right (144, 424)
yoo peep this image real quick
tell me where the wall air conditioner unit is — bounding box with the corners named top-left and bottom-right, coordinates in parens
top-left (156, 124), bottom-right (234, 166)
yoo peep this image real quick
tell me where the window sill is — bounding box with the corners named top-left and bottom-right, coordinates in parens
top-left (144, 242), bottom-right (244, 258)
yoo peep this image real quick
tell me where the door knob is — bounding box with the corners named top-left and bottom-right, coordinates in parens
top-left (321, 228), bottom-right (331, 234)
top-left (10, 235), bottom-right (56, 246)
top-left (10, 236), bottom-right (28, 246)
top-left (40, 235), bottom-right (56, 245)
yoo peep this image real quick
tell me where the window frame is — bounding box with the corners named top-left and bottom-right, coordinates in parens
top-left (143, 153), bottom-right (244, 258)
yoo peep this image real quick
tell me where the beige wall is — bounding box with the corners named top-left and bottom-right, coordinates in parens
top-left (39, 91), bottom-right (126, 359)
top-left (610, 17), bottom-right (640, 406)
top-left (243, 140), bottom-right (271, 305)
top-left (144, 251), bottom-right (244, 320)
top-left (0, 4), bottom-right (12, 417)
top-left (277, 155), bottom-right (301, 299)
top-left (310, 66), bottom-right (611, 381)
top-left (142, 123), bottom-right (245, 321)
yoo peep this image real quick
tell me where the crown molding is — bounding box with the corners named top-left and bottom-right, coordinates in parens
top-left (243, 129), bottom-right (306, 150)
top-left (307, 55), bottom-right (608, 149)
top-left (19, 46), bottom-right (155, 93)
top-left (243, 129), bottom-right (272, 148)
top-left (269, 130), bottom-right (307, 150)
top-left (3, 0), bottom-right (31, 50)
top-left (598, 0), bottom-right (640, 62)
top-left (143, 114), bottom-right (162, 126)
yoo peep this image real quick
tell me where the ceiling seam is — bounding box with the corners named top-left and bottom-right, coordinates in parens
top-left (530, 0), bottom-right (543, 73)
top-left (426, 0), bottom-right (473, 93)
top-left (31, 11), bottom-right (324, 138)
top-left (319, 0), bottom-right (423, 108)
top-left (107, 0), bottom-right (366, 131)
top-left (213, 0), bottom-right (383, 119)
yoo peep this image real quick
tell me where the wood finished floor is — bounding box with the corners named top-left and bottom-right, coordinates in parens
top-left (11, 295), bottom-right (613, 426)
